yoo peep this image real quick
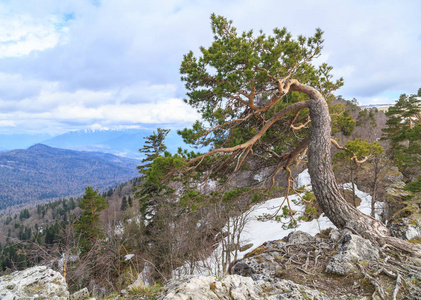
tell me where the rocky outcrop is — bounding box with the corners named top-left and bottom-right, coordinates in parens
top-left (159, 274), bottom-right (329, 300)
top-left (389, 217), bottom-right (421, 240)
top-left (0, 266), bottom-right (69, 300)
top-left (383, 167), bottom-right (421, 241)
top-left (325, 232), bottom-right (379, 275)
top-left (383, 167), bottom-right (409, 220)
top-left (70, 287), bottom-right (90, 300)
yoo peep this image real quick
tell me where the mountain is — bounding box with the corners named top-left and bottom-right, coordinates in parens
top-left (0, 144), bottom-right (140, 211)
top-left (41, 128), bottom-right (198, 159)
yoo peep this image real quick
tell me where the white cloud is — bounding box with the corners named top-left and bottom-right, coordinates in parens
top-left (0, 120), bottom-right (16, 127)
top-left (0, 12), bottom-right (67, 58)
top-left (0, 0), bottom-right (420, 135)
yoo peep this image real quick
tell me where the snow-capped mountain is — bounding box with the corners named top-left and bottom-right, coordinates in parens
top-left (41, 128), bottom-right (196, 159)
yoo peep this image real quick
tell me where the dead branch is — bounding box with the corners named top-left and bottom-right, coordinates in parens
top-left (392, 274), bottom-right (402, 300)
top-left (357, 261), bottom-right (386, 300)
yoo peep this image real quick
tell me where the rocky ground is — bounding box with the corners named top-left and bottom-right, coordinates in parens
top-left (2, 166), bottom-right (420, 299)
top-left (2, 229), bottom-right (421, 299)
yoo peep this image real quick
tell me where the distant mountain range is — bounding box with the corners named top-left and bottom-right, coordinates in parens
top-left (0, 128), bottom-right (197, 159)
top-left (0, 144), bottom-right (140, 211)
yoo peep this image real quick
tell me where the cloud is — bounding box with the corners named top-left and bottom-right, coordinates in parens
top-left (0, 14), bottom-right (64, 58)
top-left (0, 0), bottom-right (420, 135)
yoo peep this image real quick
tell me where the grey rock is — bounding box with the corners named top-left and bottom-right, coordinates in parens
top-left (159, 275), bottom-right (329, 300)
top-left (0, 265), bottom-right (69, 299)
top-left (384, 167), bottom-right (404, 183)
top-left (70, 287), bottom-right (90, 300)
top-left (329, 229), bottom-right (341, 242)
top-left (286, 230), bottom-right (315, 244)
top-left (159, 275), bottom-right (261, 300)
top-left (325, 254), bottom-right (355, 276)
top-left (326, 232), bottom-right (379, 275)
top-left (127, 262), bottom-right (154, 291)
top-left (389, 217), bottom-right (421, 241)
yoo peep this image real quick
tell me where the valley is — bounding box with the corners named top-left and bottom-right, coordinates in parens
top-left (0, 144), bottom-right (140, 212)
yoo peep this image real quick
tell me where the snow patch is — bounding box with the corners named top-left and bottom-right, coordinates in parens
top-left (295, 168), bottom-right (311, 188)
top-left (124, 254), bottom-right (134, 261)
top-left (174, 169), bottom-right (384, 278)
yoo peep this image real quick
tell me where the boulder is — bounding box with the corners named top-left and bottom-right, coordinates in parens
top-left (70, 287), bottom-right (90, 300)
top-left (0, 266), bottom-right (69, 300)
top-left (159, 274), bottom-right (329, 300)
top-left (286, 230), bottom-right (315, 244)
top-left (326, 232), bottom-right (379, 275)
top-left (389, 217), bottom-right (421, 240)
top-left (159, 275), bottom-right (261, 300)
top-left (328, 229), bottom-right (341, 242)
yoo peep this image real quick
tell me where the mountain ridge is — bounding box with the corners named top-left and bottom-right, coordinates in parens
top-left (0, 144), bottom-right (140, 211)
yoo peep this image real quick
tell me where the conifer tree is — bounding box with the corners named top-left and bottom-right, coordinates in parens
top-left (137, 128), bottom-right (170, 177)
top-left (382, 92), bottom-right (420, 169)
top-left (171, 14), bottom-right (421, 255)
top-left (74, 187), bottom-right (107, 252)
top-left (334, 139), bottom-right (383, 207)
top-left (121, 196), bottom-right (128, 211)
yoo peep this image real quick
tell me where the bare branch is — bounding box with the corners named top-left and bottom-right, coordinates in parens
top-left (331, 139), bottom-right (345, 150)
top-left (187, 101), bottom-right (310, 166)
top-left (291, 116), bottom-right (311, 130)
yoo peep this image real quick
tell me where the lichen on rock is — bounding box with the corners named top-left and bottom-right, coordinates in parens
top-left (0, 266), bottom-right (69, 300)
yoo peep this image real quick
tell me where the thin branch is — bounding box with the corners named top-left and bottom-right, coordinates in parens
top-left (331, 139), bottom-right (345, 150)
top-left (291, 116), bottom-right (311, 131)
top-left (187, 101), bottom-right (310, 167)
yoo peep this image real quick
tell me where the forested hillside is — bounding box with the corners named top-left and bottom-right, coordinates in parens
top-left (0, 144), bottom-right (139, 211)
top-left (0, 177), bottom-right (140, 272)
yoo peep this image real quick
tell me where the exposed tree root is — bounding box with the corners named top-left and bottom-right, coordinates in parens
top-left (357, 261), bottom-right (386, 300)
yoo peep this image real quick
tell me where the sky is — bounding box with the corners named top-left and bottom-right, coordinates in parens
top-left (0, 0), bottom-right (420, 135)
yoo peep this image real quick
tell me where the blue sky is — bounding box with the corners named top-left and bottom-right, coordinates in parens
top-left (0, 0), bottom-right (420, 135)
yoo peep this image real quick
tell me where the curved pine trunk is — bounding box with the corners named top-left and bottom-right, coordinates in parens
top-left (291, 81), bottom-right (421, 256)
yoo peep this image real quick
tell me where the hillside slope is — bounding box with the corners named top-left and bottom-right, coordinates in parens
top-left (0, 144), bottom-right (139, 210)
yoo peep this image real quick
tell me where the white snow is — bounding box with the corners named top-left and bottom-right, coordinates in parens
top-left (295, 168), bottom-right (311, 188)
top-left (174, 169), bottom-right (384, 278)
top-left (124, 254), bottom-right (135, 261)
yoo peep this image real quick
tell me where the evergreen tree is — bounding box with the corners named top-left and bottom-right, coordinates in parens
top-left (169, 14), bottom-right (421, 255)
top-left (382, 93), bottom-right (420, 169)
top-left (137, 128), bottom-right (170, 177)
top-left (334, 139), bottom-right (383, 207)
top-left (19, 209), bottom-right (30, 220)
top-left (74, 187), bottom-right (107, 252)
top-left (121, 196), bottom-right (128, 211)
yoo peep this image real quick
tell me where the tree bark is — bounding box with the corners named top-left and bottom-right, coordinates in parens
top-left (350, 167), bottom-right (356, 207)
top-left (291, 81), bottom-right (421, 256)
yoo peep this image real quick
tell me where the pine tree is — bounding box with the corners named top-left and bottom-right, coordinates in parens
top-left (171, 14), bottom-right (421, 255)
top-left (382, 93), bottom-right (420, 169)
top-left (334, 139), bottom-right (383, 207)
top-left (74, 187), bottom-right (107, 252)
top-left (121, 196), bottom-right (128, 211)
top-left (137, 128), bottom-right (170, 177)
